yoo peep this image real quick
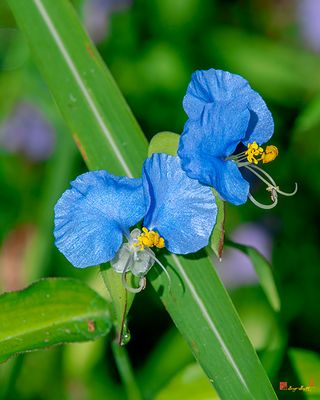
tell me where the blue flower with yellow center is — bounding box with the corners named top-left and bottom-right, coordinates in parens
top-left (178, 68), bottom-right (296, 207)
top-left (54, 153), bottom-right (217, 291)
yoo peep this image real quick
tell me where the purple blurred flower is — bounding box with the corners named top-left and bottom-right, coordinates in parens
top-left (216, 223), bottom-right (272, 289)
top-left (83, 0), bottom-right (132, 43)
top-left (0, 102), bottom-right (55, 161)
top-left (297, 0), bottom-right (320, 52)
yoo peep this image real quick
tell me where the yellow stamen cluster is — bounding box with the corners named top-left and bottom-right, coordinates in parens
top-left (135, 227), bottom-right (165, 251)
top-left (245, 142), bottom-right (278, 165)
top-left (245, 142), bottom-right (264, 164)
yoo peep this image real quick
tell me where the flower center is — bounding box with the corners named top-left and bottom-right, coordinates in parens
top-left (245, 141), bottom-right (264, 164)
top-left (112, 228), bottom-right (169, 294)
top-left (227, 141), bottom-right (296, 209)
top-left (245, 142), bottom-right (279, 164)
top-left (229, 141), bottom-right (279, 165)
top-left (134, 227), bottom-right (165, 251)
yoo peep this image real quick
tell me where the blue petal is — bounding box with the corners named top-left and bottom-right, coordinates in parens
top-left (208, 159), bottom-right (250, 205)
top-left (54, 171), bottom-right (145, 268)
top-left (179, 101), bottom-right (250, 159)
top-left (183, 68), bottom-right (274, 145)
top-left (179, 131), bottom-right (249, 205)
top-left (242, 91), bottom-right (274, 145)
top-left (142, 154), bottom-right (217, 254)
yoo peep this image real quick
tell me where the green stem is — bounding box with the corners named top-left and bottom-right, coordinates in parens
top-left (111, 341), bottom-right (142, 400)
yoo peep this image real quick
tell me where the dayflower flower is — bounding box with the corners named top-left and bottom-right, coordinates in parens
top-left (54, 153), bottom-right (217, 291)
top-left (178, 68), bottom-right (297, 207)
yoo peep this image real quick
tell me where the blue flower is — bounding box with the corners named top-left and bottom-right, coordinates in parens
top-left (178, 69), bottom-right (276, 205)
top-left (54, 153), bottom-right (217, 288)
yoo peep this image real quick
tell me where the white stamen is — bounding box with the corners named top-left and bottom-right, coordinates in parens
top-left (275, 182), bottom-right (298, 197)
top-left (121, 254), bottom-right (146, 293)
top-left (248, 192), bottom-right (278, 209)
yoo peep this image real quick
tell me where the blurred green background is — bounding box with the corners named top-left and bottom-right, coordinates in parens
top-left (0, 0), bottom-right (319, 399)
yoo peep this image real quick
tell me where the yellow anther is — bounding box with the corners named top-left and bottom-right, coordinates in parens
top-left (262, 145), bottom-right (278, 164)
top-left (135, 228), bottom-right (165, 251)
top-left (157, 237), bottom-right (165, 248)
top-left (245, 141), bottom-right (264, 164)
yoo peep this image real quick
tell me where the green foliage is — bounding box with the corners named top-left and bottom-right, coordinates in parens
top-left (0, 278), bottom-right (112, 363)
top-left (4, 0), bottom-right (319, 398)
top-left (5, 0), bottom-right (278, 398)
top-left (138, 327), bottom-right (194, 398)
top-left (150, 253), bottom-right (277, 399)
top-left (206, 27), bottom-right (320, 105)
top-left (6, 0), bottom-right (147, 175)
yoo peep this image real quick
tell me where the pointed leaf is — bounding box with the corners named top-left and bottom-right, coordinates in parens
top-left (0, 278), bottom-right (112, 363)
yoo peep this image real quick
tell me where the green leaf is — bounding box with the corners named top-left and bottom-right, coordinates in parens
top-left (155, 363), bottom-right (220, 400)
top-left (0, 278), bottom-right (112, 363)
top-left (210, 189), bottom-right (225, 259)
top-left (7, 1), bottom-right (278, 398)
top-left (226, 241), bottom-right (281, 312)
top-left (6, 0), bottom-right (147, 176)
top-left (148, 131), bottom-right (180, 157)
top-left (149, 253), bottom-right (277, 399)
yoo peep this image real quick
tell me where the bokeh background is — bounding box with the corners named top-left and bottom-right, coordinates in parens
top-left (0, 0), bottom-right (319, 399)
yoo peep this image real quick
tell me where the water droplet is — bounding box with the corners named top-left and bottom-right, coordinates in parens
top-left (120, 325), bottom-right (131, 346)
